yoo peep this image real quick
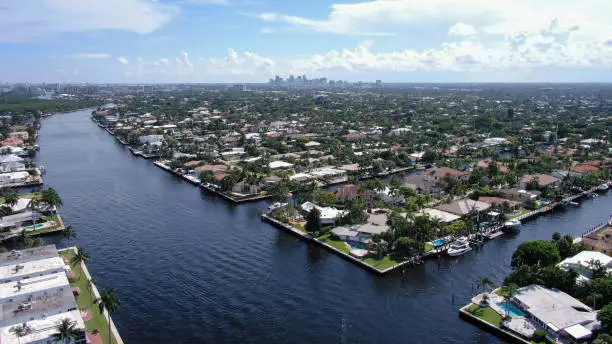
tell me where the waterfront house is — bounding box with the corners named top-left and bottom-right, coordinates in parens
top-left (333, 184), bottom-right (376, 204)
top-left (301, 202), bottom-right (346, 225)
top-left (414, 208), bottom-right (460, 224)
top-left (568, 163), bottom-right (599, 176)
top-left (0, 154), bottom-right (25, 173)
top-left (8, 131), bottom-right (29, 140)
top-left (582, 226), bottom-right (612, 255)
top-left (510, 284), bottom-right (599, 342)
top-left (498, 188), bottom-right (541, 204)
top-left (558, 251), bottom-right (612, 282)
top-left (331, 213), bottom-right (390, 243)
top-left (424, 167), bottom-right (471, 182)
top-left (436, 199), bottom-right (491, 216)
top-left (477, 196), bottom-right (522, 210)
top-left (0, 211), bottom-right (43, 231)
top-left (0, 171), bottom-right (30, 186)
top-left (519, 174), bottom-right (560, 189)
top-left (0, 138), bottom-right (24, 147)
top-left (402, 174), bottom-right (442, 195)
top-left (231, 182), bottom-right (261, 196)
top-left (138, 135), bottom-right (164, 145)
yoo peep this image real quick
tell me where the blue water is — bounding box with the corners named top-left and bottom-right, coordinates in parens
top-left (34, 110), bottom-right (612, 344)
top-left (348, 241), bottom-right (366, 249)
top-left (496, 302), bottom-right (525, 317)
top-left (433, 238), bottom-right (446, 247)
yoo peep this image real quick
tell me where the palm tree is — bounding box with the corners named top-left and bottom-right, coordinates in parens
top-left (9, 324), bottom-right (29, 344)
top-left (500, 283), bottom-right (520, 318)
top-left (4, 193), bottom-right (19, 209)
top-left (475, 277), bottom-right (495, 294)
top-left (52, 318), bottom-right (81, 344)
top-left (41, 187), bottom-right (63, 209)
top-left (98, 288), bottom-right (120, 344)
top-left (70, 248), bottom-right (90, 279)
top-left (62, 225), bottom-right (76, 247)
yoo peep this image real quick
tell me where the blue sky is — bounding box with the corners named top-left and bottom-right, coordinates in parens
top-left (1, 0), bottom-right (612, 83)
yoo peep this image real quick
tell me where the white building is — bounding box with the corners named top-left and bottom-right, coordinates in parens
top-left (0, 171), bottom-right (30, 186)
top-left (0, 246), bottom-right (87, 344)
top-left (0, 155), bottom-right (25, 173)
top-left (558, 251), bottom-right (612, 282)
top-left (511, 285), bottom-right (599, 341)
top-left (301, 202), bottom-right (346, 225)
top-left (269, 161), bottom-right (294, 170)
top-left (138, 135), bottom-right (164, 145)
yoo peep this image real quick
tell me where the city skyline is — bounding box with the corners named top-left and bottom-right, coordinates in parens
top-left (1, 0), bottom-right (612, 83)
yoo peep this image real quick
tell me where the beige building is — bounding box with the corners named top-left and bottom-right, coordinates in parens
top-left (582, 226), bottom-right (612, 255)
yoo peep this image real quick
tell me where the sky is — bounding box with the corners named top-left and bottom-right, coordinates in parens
top-left (1, 0), bottom-right (612, 83)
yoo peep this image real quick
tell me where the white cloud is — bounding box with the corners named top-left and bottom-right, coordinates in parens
top-left (68, 53), bottom-right (111, 59)
top-left (118, 57), bottom-right (130, 65)
top-left (260, 28), bottom-right (276, 34)
top-left (0, 0), bottom-right (177, 43)
top-left (448, 22), bottom-right (476, 37)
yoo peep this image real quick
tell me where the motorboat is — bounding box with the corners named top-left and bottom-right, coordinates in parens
top-left (504, 219), bottom-right (521, 230)
top-left (598, 183), bottom-right (610, 191)
top-left (447, 237), bottom-right (472, 257)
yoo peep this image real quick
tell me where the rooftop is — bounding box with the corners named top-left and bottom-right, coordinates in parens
top-left (0, 245), bottom-right (58, 267)
top-left (0, 288), bottom-right (77, 326)
top-left (0, 309), bottom-right (85, 344)
top-left (513, 284), bottom-right (598, 333)
top-left (0, 272), bottom-right (69, 301)
top-left (0, 257), bottom-right (64, 283)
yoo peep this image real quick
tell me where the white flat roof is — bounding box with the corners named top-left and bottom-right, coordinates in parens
top-left (0, 272), bottom-right (69, 301)
top-left (418, 208), bottom-right (460, 223)
top-left (0, 310), bottom-right (85, 344)
top-left (559, 251), bottom-right (612, 268)
top-left (0, 257), bottom-right (64, 282)
top-left (564, 324), bottom-right (592, 340)
top-left (269, 161), bottom-right (294, 169)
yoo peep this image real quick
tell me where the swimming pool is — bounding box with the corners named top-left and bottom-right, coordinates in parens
top-left (349, 241), bottom-right (366, 250)
top-left (433, 239), bottom-right (446, 247)
top-left (24, 224), bottom-right (44, 231)
top-left (496, 302), bottom-right (525, 317)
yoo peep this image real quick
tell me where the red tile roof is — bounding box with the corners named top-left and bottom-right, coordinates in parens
top-left (519, 174), bottom-right (559, 186)
top-left (569, 164), bottom-right (599, 174)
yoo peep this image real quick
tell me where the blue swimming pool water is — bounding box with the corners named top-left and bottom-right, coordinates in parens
top-left (433, 239), bottom-right (446, 247)
top-left (349, 241), bottom-right (366, 249)
top-left (25, 224), bottom-right (44, 231)
top-left (496, 302), bottom-right (525, 317)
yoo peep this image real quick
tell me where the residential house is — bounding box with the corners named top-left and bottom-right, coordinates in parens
top-left (476, 160), bottom-right (510, 173)
top-left (138, 135), bottom-right (164, 145)
top-left (558, 251), bottom-right (612, 282)
top-left (402, 174), bottom-right (442, 195)
top-left (0, 171), bottom-right (29, 186)
top-left (569, 164), bottom-right (599, 176)
top-left (510, 284), bottom-right (599, 341)
top-left (519, 174), bottom-right (560, 189)
top-left (231, 182), bottom-right (261, 196)
top-left (331, 213), bottom-right (390, 244)
top-left (415, 208), bottom-right (460, 224)
top-left (582, 226), bottom-right (612, 255)
top-left (436, 199), bottom-right (491, 216)
top-left (498, 188), bottom-right (541, 204)
top-left (424, 167), bottom-right (471, 182)
top-left (269, 160), bottom-right (294, 170)
top-left (333, 184), bottom-right (375, 204)
top-left (0, 154), bottom-right (25, 173)
top-left (220, 148), bottom-right (245, 160)
top-left (8, 131), bottom-right (29, 140)
top-left (301, 202), bottom-right (346, 225)
top-left (477, 196), bottom-right (522, 210)
top-left (0, 138), bottom-right (24, 147)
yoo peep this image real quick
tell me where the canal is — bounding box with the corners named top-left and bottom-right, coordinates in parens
top-left (36, 109), bottom-right (612, 344)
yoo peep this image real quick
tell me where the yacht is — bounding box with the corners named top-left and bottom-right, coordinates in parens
top-left (504, 219), bottom-right (521, 231)
top-left (447, 237), bottom-right (472, 257)
top-left (598, 183), bottom-right (609, 191)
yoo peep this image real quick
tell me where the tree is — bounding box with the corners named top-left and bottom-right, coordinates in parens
top-left (598, 303), bottom-right (612, 331)
top-left (88, 278), bottom-right (97, 306)
top-left (9, 324), bottom-right (29, 344)
top-left (41, 187), bottom-right (63, 209)
top-left (70, 248), bottom-right (90, 279)
top-left (511, 240), bottom-right (561, 268)
top-left (500, 283), bottom-right (520, 318)
top-left (312, 191), bottom-right (336, 207)
top-left (98, 288), bottom-right (120, 344)
top-left (475, 277), bottom-right (495, 294)
top-left (594, 333), bottom-right (612, 344)
top-left (394, 237), bottom-right (418, 258)
top-left (62, 225), bottom-right (76, 247)
top-left (52, 318), bottom-right (81, 344)
top-left (4, 193), bottom-right (18, 208)
top-left (305, 208), bottom-right (321, 233)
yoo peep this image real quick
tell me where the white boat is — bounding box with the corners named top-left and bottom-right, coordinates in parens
top-left (504, 220), bottom-right (521, 230)
top-left (598, 184), bottom-right (609, 191)
top-left (447, 237), bottom-right (472, 257)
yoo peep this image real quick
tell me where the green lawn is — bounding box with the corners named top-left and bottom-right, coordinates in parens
top-left (363, 256), bottom-right (398, 270)
top-left (59, 250), bottom-right (119, 344)
top-left (292, 223), bottom-right (306, 233)
top-left (27, 213), bottom-right (62, 236)
top-left (0, 192), bottom-right (42, 204)
top-left (465, 304), bottom-right (503, 327)
top-left (317, 233), bottom-right (350, 254)
top-left (508, 208), bottom-right (531, 220)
